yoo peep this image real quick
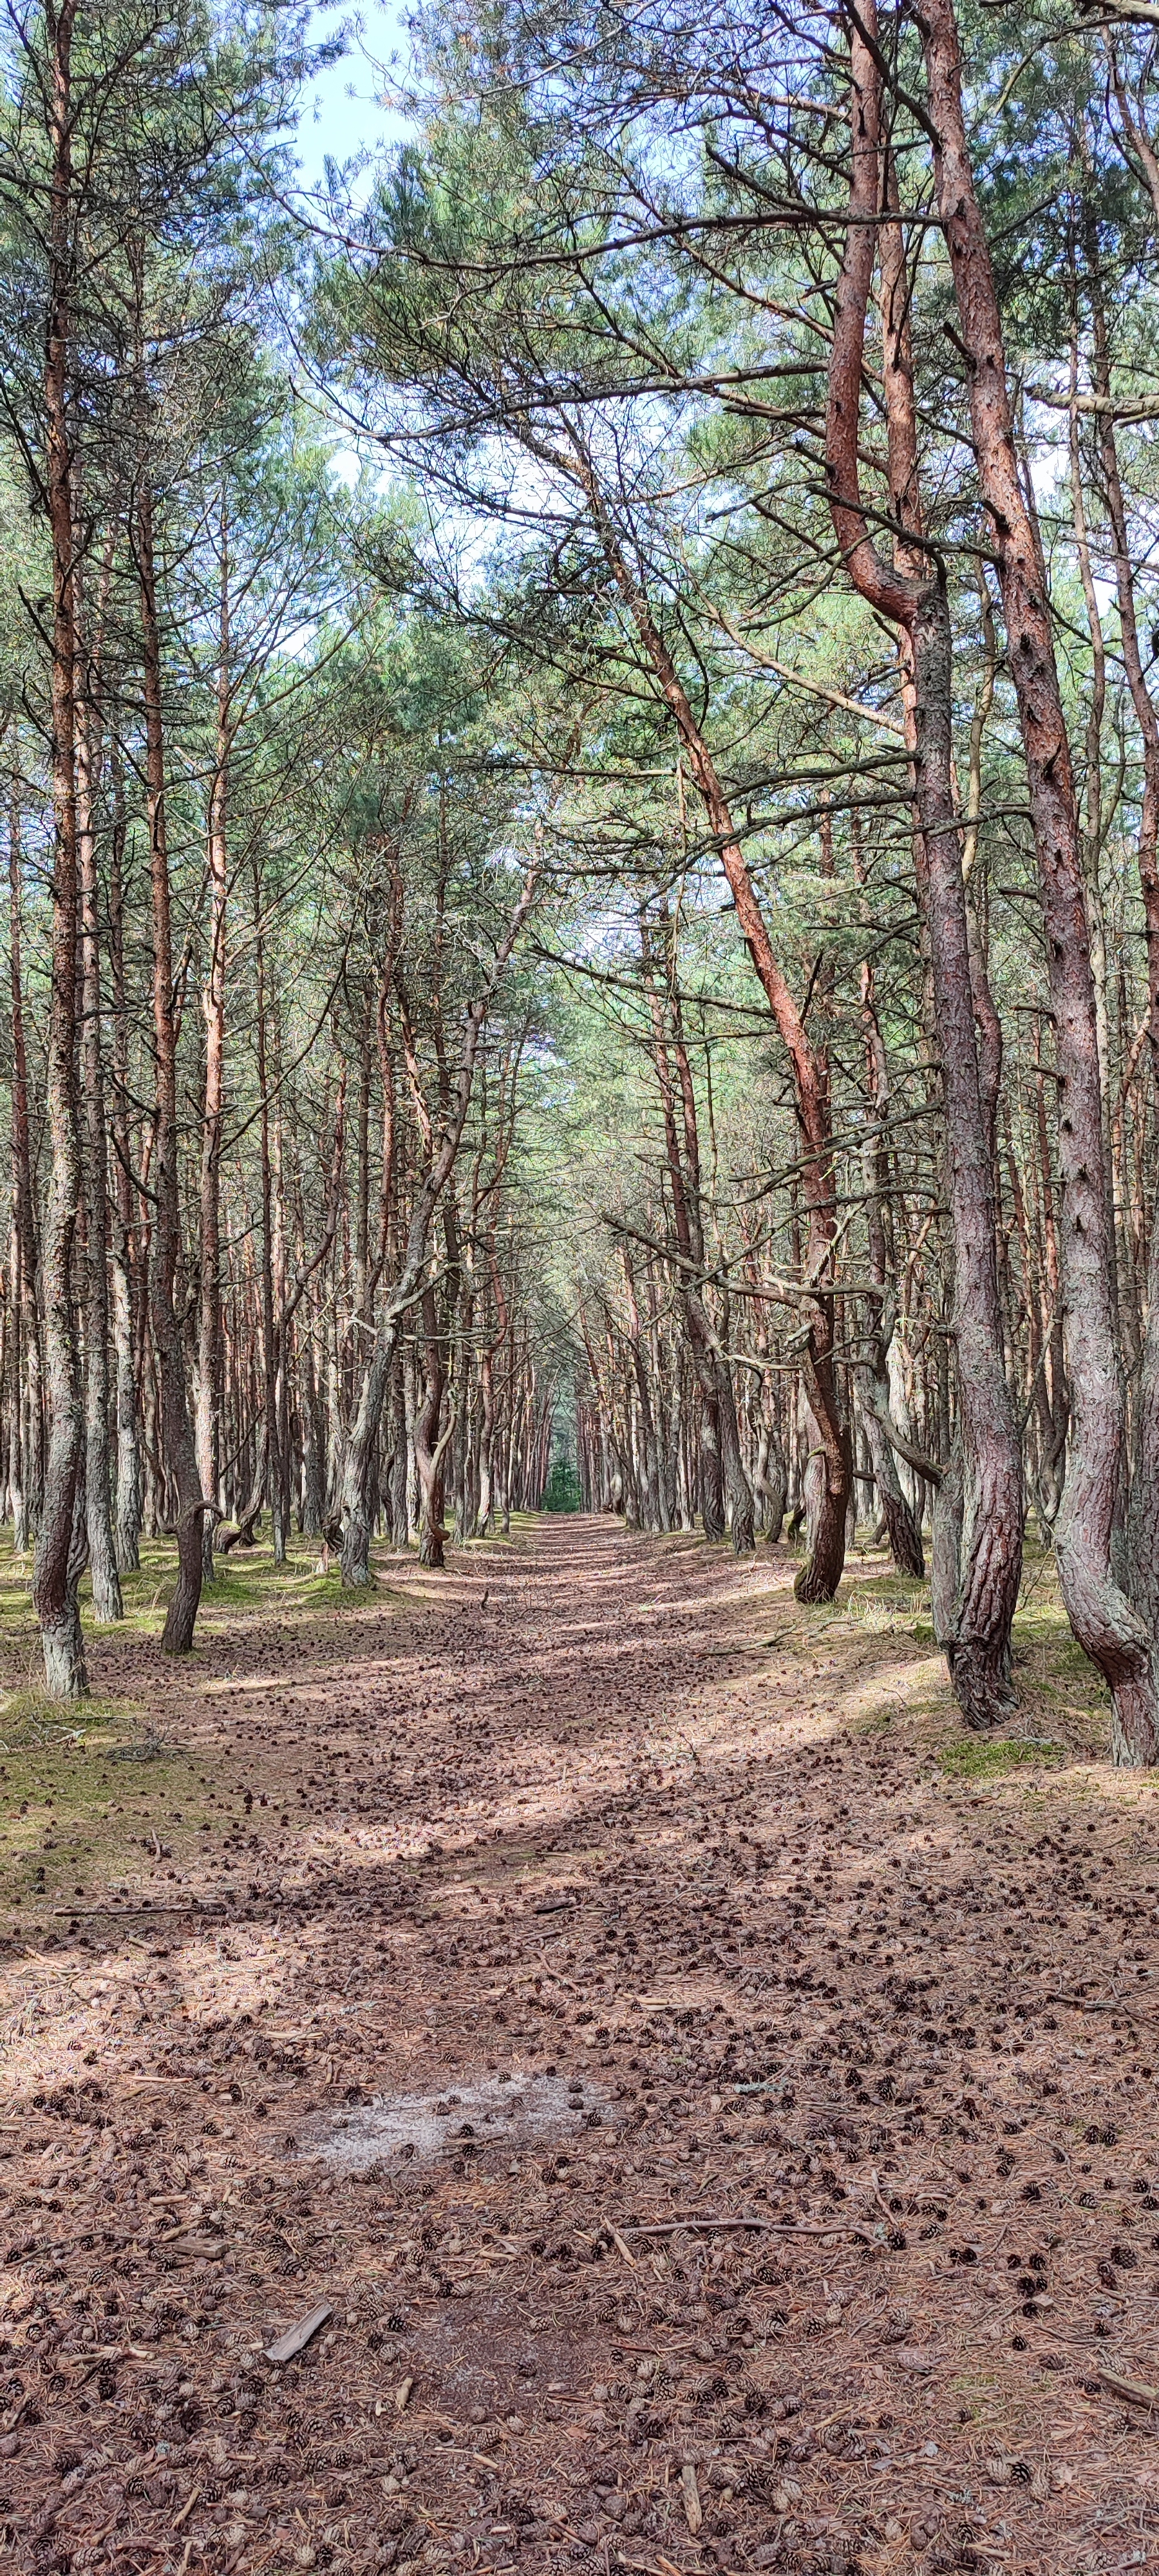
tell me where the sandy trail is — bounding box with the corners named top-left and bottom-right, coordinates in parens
top-left (1, 1513), bottom-right (1157, 2575)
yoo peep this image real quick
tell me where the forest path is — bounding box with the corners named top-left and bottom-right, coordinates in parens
top-left (1, 1516), bottom-right (1158, 2573)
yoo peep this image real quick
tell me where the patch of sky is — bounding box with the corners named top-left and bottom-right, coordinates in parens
top-left (296, 3), bottom-right (413, 201)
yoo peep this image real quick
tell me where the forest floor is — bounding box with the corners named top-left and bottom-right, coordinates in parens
top-left (0, 1513), bottom-right (1157, 2576)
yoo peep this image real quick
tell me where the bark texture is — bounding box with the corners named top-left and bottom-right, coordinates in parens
top-left (916, 0), bottom-right (1159, 1760)
top-left (33, 0), bottom-right (88, 1700)
top-left (825, 0), bottom-right (1022, 1719)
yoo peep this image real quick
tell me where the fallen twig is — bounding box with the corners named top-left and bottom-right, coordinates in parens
top-left (170, 2486), bottom-right (202, 2535)
top-left (1098, 2365), bottom-right (1159, 2409)
top-left (621, 2214), bottom-right (877, 2242)
top-left (1041, 1989), bottom-right (1158, 2027)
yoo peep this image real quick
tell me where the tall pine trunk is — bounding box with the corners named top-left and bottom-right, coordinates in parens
top-left (9, 786), bottom-right (42, 1553)
top-left (76, 558), bottom-right (122, 1622)
top-left (196, 525), bottom-right (230, 1586)
top-left (33, 0), bottom-right (88, 1700)
top-left (108, 752), bottom-right (143, 1571)
top-left (138, 468), bottom-right (207, 1654)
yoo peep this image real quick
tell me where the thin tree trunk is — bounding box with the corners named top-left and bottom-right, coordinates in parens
top-left (76, 554), bottom-right (122, 1622)
top-left (108, 750), bottom-right (142, 1571)
top-left (196, 520), bottom-right (229, 1586)
top-left (853, 818), bottom-right (925, 1578)
top-left (137, 465), bottom-right (208, 1654)
top-left (414, 1283), bottom-right (449, 1567)
top-left (252, 869), bottom-right (278, 1558)
top-left (9, 782), bottom-right (42, 1551)
top-left (33, 0), bottom-right (88, 1699)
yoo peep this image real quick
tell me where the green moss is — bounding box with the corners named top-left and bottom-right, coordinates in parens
top-left (0, 1705), bottom-right (192, 1914)
top-left (938, 1734), bottom-right (1066, 1779)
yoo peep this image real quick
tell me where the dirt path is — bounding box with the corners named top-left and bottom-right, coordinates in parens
top-left (2, 1515), bottom-right (1159, 2576)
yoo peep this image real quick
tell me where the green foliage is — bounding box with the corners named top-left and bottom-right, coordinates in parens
top-left (543, 1457), bottom-right (581, 1511)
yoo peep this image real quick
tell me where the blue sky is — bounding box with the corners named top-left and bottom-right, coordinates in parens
top-left (295, 3), bottom-right (413, 192)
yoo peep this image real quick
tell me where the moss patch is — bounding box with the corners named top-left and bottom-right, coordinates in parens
top-left (938, 1734), bottom-right (1066, 1779)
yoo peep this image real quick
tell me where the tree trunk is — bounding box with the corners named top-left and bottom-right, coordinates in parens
top-left (916, 0), bottom-right (1159, 1760)
top-left (1080, 247), bottom-right (1159, 1647)
top-left (825, 0), bottom-right (1022, 1714)
top-left (76, 560), bottom-right (122, 1624)
top-left (33, 0), bottom-right (88, 1700)
top-left (252, 864), bottom-right (278, 1561)
top-left (414, 1284), bottom-right (449, 1567)
top-left (9, 782), bottom-right (42, 1549)
top-left (196, 526), bottom-right (230, 1586)
top-left (137, 466), bottom-right (208, 1655)
top-left (715, 1323), bottom-right (755, 1553)
top-left (108, 752), bottom-right (143, 1573)
top-left (753, 1405), bottom-right (788, 1542)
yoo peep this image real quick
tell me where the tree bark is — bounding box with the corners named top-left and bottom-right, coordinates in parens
top-left (825, 0), bottom-right (1022, 1718)
top-left (108, 750), bottom-right (143, 1571)
top-left (916, 0), bottom-right (1159, 1760)
top-left (75, 554), bottom-right (122, 1623)
top-left (854, 819), bottom-right (925, 1578)
top-left (137, 465), bottom-right (209, 1654)
top-left (9, 782), bottom-right (42, 1553)
top-left (1080, 245), bottom-right (1159, 1644)
top-left (414, 1283), bottom-right (450, 1567)
top-left (33, 0), bottom-right (88, 1700)
top-left (196, 521), bottom-right (230, 1587)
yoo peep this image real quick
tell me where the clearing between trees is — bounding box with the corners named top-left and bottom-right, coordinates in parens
top-left (0, 1515), bottom-right (1155, 2576)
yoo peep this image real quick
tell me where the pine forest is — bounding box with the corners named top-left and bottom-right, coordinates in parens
top-left (4, 0), bottom-right (1159, 2567)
